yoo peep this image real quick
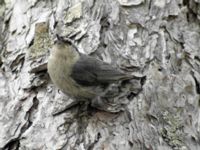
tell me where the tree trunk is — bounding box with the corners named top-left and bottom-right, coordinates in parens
top-left (0, 0), bottom-right (200, 149)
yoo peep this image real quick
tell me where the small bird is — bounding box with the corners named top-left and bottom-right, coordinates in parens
top-left (47, 35), bottom-right (133, 101)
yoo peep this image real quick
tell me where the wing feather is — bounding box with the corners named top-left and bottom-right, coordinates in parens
top-left (71, 55), bottom-right (131, 86)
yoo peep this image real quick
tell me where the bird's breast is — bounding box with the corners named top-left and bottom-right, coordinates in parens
top-left (47, 57), bottom-right (95, 99)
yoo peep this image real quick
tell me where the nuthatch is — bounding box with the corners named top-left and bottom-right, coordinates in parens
top-left (47, 36), bottom-right (133, 101)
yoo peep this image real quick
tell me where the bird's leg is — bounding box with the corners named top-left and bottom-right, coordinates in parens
top-left (78, 100), bottom-right (91, 117)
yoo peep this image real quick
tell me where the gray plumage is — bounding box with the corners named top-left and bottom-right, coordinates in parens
top-left (71, 54), bottom-right (132, 86)
top-left (48, 37), bottom-right (133, 100)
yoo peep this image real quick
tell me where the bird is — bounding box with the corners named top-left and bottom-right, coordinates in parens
top-left (47, 35), bottom-right (134, 102)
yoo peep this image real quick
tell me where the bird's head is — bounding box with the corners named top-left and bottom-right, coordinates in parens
top-left (50, 35), bottom-right (79, 59)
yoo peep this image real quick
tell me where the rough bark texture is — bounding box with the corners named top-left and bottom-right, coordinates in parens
top-left (0, 0), bottom-right (200, 150)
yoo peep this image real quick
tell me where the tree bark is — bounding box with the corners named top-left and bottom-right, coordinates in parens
top-left (0, 0), bottom-right (200, 149)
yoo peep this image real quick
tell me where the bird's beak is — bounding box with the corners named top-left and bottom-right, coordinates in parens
top-left (47, 48), bottom-right (51, 56)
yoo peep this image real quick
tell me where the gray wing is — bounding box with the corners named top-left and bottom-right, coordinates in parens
top-left (71, 54), bottom-right (131, 86)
